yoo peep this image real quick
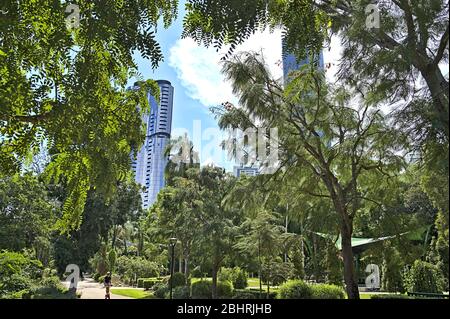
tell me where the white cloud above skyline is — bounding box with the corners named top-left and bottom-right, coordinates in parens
top-left (168, 29), bottom-right (284, 108)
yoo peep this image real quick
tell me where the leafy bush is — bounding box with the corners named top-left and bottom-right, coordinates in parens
top-left (404, 260), bottom-right (445, 293)
top-left (191, 280), bottom-right (234, 299)
top-left (169, 272), bottom-right (186, 288)
top-left (40, 276), bottom-right (65, 291)
top-left (191, 281), bottom-right (212, 299)
top-left (382, 244), bottom-right (405, 293)
top-left (137, 278), bottom-right (144, 288)
top-left (217, 280), bottom-right (233, 299)
top-left (233, 270), bottom-right (248, 289)
top-left (154, 283), bottom-right (169, 299)
top-left (261, 261), bottom-right (293, 286)
top-left (277, 280), bottom-right (313, 299)
top-left (172, 286), bottom-right (190, 299)
top-left (93, 273), bottom-right (101, 282)
top-left (0, 251), bottom-right (42, 298)
top-left (34, 276), bottom-right (68, 297)
top-left (311, 284), bottom-right (346, 299)
top-left (219, 267), bottom-right (248, 289)
top-left (115, 256), bottom-right (162, 280)
top-left (232, 289), bottom-right (259, 299)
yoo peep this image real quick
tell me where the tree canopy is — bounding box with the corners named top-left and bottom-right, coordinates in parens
top-left (183, 0), bottom-right (449, 138)
top-left (0, 0), bottom-right (178, 231)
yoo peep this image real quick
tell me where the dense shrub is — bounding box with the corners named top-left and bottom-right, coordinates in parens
top-left (382, 244), bottom-right (405, 293)
top-left (219, 267), bottom-right (248, 289)
top-left (172, 286), bottom-right (190, 299)
top-left (217, 280), bottom-right (233, 299)
top-left (137, 278), bottom-right (144, 288)
top-left (404, 260), bottom-right (445, 293)
top-left (192, 281), bottom-right (212, 299)
top-left (191, 280), bottom-right (234, 299)
top-left (277, 280), bottom-right (313, 299)
top-left (34, 276), bottom-right (68, 297)
top-left (232, 289), bottom-right (259, 299)
top-left (169, 272), bottom-right (186, 288)
top-left (311, 284), bottom-right (346, 299)
top-left (154, 283), bottom-right (169, 299)
top-left (93, 273), bottom-right (101, 282)
top-left (0, 251), bottom-right (42, 298)
top-left (234, 271), bottom-right (248, 290)
top-left (115, 255), bottom-right (161, 280)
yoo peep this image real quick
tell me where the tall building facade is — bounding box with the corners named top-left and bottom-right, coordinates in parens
top-left (233, 165), bottom-right (260, 178)
top-left (131, 80), bottom-right (174, 209)
top-left (282, 49), bottom-right (325, 82)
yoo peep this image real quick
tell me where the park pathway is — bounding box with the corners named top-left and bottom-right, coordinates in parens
top-left (63, 277), bottom-right (133, 299)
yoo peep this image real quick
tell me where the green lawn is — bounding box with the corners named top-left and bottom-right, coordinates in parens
top-left (360, 293), bottom-right (375, 299)
top-left (111, 288), bottom-right (155, 299)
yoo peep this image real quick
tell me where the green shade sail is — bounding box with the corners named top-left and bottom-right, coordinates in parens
top-left (312, 226), bottom-right (430, 253)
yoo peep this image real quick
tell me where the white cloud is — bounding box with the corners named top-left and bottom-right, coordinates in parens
top-left (323, 35), bottom-right (343, 83)
top-left (169, 29), bottom-right (283, 108)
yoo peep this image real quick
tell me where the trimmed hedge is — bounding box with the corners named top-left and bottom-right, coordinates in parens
top-left (143, 279), bottom-right (158, 290)
top-left (137, 278), bottom-right (144, 288)
top-left (311, 284), bottom-right (346, 299)
top-left (277, 280), bottom-right (313, 299)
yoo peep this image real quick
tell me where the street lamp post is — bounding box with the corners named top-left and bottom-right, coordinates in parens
top-left (169, 238), bottom-right (177, 300)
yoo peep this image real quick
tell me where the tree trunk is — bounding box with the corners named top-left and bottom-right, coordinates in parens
top-left (184, 256), bottom-right (190, 286)
top-left (179, 256), bottom-right (183, 273)
top-left (211, 265), bottom-right (218, 299)
top-left (341, 222), bottom-right (360, 299)
top-left (312, 235), bottom-right (319, 281)
top-left (258, 237), bottom-right (263, 299)
top-left (419, 63), bottom-right (449, 137)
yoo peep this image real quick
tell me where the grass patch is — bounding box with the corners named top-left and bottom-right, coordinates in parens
top-left (111, 289), bottom-right (155, 299)
top-left (360, 293), bottom-right (376, 299)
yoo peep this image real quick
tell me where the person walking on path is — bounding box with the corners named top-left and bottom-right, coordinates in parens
top-left (104, 272), bottom-right (112, 300)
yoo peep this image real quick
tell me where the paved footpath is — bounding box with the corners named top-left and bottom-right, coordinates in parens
top-left (63, 277), bottom-right (132, 299)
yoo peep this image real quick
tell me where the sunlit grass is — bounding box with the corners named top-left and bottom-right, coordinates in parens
top-left (111, 288), bottom-right (155, 299)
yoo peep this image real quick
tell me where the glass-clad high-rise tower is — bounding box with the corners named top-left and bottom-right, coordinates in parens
top-left (282, 48), bottom-right (325, 82)
top-left (131, 80), bottom-right (174, 209)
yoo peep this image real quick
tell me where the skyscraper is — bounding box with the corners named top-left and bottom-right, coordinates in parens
top-left (233, 165), bottom-right (260, 178)
top-left (131, 80), bottom-right (174, 209)
top-left (282, 49), bottom-right (325, 82)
